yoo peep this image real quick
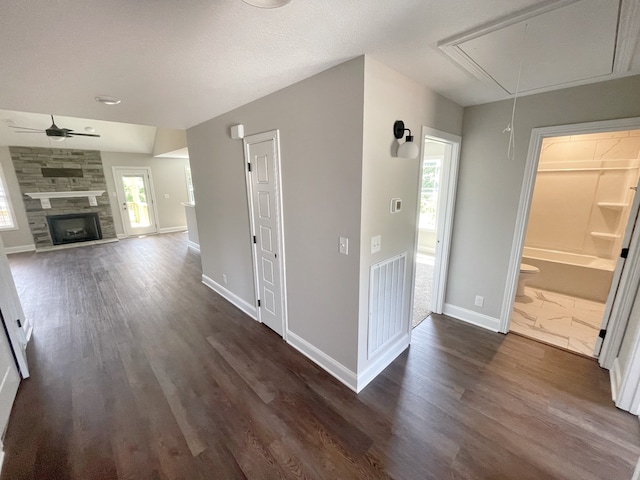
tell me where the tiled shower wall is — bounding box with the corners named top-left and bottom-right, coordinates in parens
top-left (10, 147), bottom-right (116, 249)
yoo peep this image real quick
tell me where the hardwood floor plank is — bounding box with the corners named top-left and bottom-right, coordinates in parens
top-left (1, 233), bottom-right (639, 479)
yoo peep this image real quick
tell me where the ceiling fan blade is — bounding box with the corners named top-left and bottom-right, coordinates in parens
top-left (12, 131), bottom-right (45, 133)
top-left (9, 126), bottom-right (45, 132)
top-left (68, 132), bottom-right (101, 138)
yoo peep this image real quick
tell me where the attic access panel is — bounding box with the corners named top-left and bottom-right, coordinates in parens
top-left (440, 0), bottom-right (620, 95)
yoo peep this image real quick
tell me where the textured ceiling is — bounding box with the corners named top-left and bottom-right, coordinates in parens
top-left (0, 0), bottom-right (638, 131)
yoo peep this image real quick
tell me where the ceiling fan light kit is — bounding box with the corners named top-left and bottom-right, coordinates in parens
top-left (9, 115), bottom-right (101, 139)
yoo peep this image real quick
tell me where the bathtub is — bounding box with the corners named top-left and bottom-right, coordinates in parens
top-left (521, 247), bottom-right (616, 302)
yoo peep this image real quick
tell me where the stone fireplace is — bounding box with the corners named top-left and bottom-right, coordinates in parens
top-left (9, 147), bottom-right (117, 249)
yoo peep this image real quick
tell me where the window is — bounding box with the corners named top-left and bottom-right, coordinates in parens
top-left (0, 163), bottom-right (16, 230)
top-left (419, 159), bottom-right (441, 230)
top-left (185, 165), bottom-right (195, 204)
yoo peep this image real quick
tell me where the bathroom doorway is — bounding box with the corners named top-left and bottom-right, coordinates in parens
top-left (411, 127), bottom-right (460, 329)
top-left (507, 128), bottom-right (640, 357)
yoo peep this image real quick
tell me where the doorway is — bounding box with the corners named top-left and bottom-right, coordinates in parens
top-left (243, 130), bottom-right (287, 338)
top-left (501, 117), bottom-right (640, 366)
top-left (411, 127), bottom-right (460, 329)
top-left (113, 167), bottom-right (159, 237)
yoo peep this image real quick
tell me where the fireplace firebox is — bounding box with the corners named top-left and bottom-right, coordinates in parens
top-left (47, 213), bottom-right (102, 245)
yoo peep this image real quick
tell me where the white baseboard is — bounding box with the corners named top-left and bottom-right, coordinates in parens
top-left (357, 333), bottom-right (410, 392)
top-left (117, 233), bottom-right (126, 239)
top-left (187, 240), bottom-right (200, 253)
top-left (4, 244), bottom-right (35, 254)
top-left (201, 274), bottom-right (257, 320)
top-left (0, 447), bottom-right (4, 478)
top-left (286, 330), bottom-right (358, 392)
top-left (443, 303), bottom-right (501, 332)
top-left (159, 226), bottom-right (187, 234)
top-left (611, 357), bottom-right (621, 402)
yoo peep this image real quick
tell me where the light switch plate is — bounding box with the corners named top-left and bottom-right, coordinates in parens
top-left (371, 235), bottom-right (381, 254)
top-left (339, 236), bottom-right (349, 255)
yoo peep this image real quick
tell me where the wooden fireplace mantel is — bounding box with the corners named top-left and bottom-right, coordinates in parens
top-left (24, 191), bottom-right (106, 209)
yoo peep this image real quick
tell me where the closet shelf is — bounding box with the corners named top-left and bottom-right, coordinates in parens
top-left (590, 232), bottom-right (621, 240)
top-left (597, 202), bottom-right (628, 210)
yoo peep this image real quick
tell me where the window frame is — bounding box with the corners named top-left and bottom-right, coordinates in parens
top-left (185, 164), bottom-right (195, 204)
top-left (0, 162), bottom-right (17, 231)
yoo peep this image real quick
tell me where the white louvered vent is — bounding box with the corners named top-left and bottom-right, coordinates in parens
top-left (368, 253), bottom-right (406, 359)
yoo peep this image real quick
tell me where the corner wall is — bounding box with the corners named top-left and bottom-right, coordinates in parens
top-left (357, 57), bottom-right (463, 387)
top-left (187, 57), bottom-right (365, 377)
top-left (448, 75), bottom-right (640, 326)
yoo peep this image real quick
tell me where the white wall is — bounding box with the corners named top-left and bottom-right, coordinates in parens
top-left (448, 76), bottom-right (640, 324)
top-left (0, 147), bottom-right (34, 251)
top-left (101, 152), bottom-right (190, 236)
top-left (187, 57), bottom-right (365, 372)
top-left (358, 57), bottom-right (463, 380)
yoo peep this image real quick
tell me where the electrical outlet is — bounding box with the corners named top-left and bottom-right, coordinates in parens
top-left (475, 295), bottom-right (484, 307)
top-left (222, 274), bottom-right (227, 285)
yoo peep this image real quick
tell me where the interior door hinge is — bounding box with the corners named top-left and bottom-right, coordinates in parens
top-left (258, 299), bottom-right (261, 307)
top-left (253, 235), bottom-right (256, 244)
top-left (599, 329), bottom-right (607, 339)
top-left (16, 319), bottom-right (21, 328)
top-left (621, 248), bottom-right (629, 259)
top-left (247, 163), bottom-right (252, 172)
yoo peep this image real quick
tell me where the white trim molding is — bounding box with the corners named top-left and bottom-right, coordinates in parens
top-left (444, 303), bottom-right (502, 332)
top-left (187, 241), bottom-right (200, 253)
top-left (286, 330), bottom-right (358, 392)
top-left (357, 333), bottom-right (410, 393)
top-left (159, 226), bottom-right (187, 234)
top-left (201, 274), bottom-right (257, 320)
top-left (4, 244), bottom-right (35, 255)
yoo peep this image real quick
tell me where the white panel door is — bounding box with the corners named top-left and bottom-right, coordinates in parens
top-left (245, 131), bottom-right (286, 336)
top-left (113, 167), bottom-right (158, 236)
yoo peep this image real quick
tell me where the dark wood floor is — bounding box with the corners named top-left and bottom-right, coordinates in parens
top-left (2, 233), bottom-right (639, 479)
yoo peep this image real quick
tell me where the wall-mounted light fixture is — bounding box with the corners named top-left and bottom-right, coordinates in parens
top-left (393, 120), bottom-right (419, 159)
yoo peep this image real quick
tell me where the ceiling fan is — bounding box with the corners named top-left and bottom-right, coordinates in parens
top-left (9, 115), bottom-right (101, 140)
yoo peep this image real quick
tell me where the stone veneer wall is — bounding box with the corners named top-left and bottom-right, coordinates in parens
top-left (9, 147), bottom-right (117, 249)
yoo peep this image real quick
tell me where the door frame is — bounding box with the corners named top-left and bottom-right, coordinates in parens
top-left (243, 130), bottom-right (288, 339)
top-left (409, 126), bottom-right (461, 324)
top-left (499, 117), bottom-right (640, 369)
top-left (112, 166), bottom-right (160, 237)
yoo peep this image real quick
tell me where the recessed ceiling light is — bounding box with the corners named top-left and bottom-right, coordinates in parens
top-left (242, 0), bottom-right (291, 8)
top-left (84, 126), bottom-right (96, 133)
top-left (95, 95), bottom-right (121, 105)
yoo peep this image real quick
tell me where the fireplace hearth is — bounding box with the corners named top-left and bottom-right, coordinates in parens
top-left (47, 213), bottom-right (102, 245)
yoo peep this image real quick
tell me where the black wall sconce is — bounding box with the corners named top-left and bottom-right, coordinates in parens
top-left (393, 120), bottom-right (419, 159)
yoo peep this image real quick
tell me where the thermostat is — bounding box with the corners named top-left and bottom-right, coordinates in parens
top-left (390, 198), bottom-right (402, 213)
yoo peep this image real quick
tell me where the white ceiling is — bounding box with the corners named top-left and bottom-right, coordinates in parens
top-left (0, 0), bottom-right (638, 134)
